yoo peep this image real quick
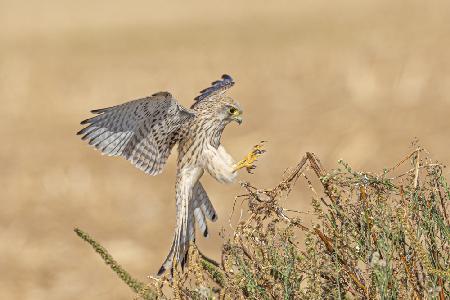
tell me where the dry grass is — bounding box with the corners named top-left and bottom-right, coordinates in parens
top-left (77, 146), bottom-right (449, 299)
top-left (2, 1), bottom-right (450, 299)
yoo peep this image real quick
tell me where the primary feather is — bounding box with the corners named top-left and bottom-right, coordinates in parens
top-left (193, 74), bottom-right (234, 103)
top-left (77, 92), bottom-right (194, 175)
top-left (78, 75), bottom-right (239, 276)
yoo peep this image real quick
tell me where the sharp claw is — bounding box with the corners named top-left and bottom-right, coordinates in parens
top-left (246, 165), bottom-right (256, 173)
top-left (235, 141), bottom-right (267, 173)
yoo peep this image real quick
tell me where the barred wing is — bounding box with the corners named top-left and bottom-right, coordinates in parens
top-left (77, 92), bottom-right (194, 175)
top-left (192, 74), bottom-right (234, 106)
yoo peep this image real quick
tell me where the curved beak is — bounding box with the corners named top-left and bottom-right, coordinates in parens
top-left (234, 114), bottom-right (243, 125)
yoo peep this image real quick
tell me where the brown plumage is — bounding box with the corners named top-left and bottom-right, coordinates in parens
top-left (78, 75), bottom-right (244, 275)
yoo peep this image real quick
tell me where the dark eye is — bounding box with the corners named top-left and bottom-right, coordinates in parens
top-left (229, 107), bottom-right (237, 114)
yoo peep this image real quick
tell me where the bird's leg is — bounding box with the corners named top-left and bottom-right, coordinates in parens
top-left (234, 141), bottom-right (267, 173)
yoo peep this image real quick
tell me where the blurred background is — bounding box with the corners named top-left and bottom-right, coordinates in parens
top-left (1, 0), bottom-right (450, 298)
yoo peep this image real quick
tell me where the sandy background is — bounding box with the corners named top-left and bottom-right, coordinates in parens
top-left (1, 0), bottom-right (450, 299)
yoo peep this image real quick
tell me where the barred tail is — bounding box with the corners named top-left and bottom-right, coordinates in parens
top-left (157, 182), bottom-right (217, 276)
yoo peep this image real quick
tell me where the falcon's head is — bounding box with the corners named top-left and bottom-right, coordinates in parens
top-left (217, 96), bottom-right (243, 125)
top-left (192, 74), bottom-right (243, 126)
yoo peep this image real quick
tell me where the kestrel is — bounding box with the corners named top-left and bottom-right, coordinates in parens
top-left (77, 74), bottom-right (264, 275)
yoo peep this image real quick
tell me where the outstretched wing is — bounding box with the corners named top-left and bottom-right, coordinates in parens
top-left (77, 92), bottom-right (194, 175)
top-left (192, 74), bottom-right (234, 105)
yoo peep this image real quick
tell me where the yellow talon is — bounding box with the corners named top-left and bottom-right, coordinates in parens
top-left (234, 141), bottom-right (267, 173)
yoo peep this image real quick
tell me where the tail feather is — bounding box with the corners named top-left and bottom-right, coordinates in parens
top-left (195, 182), bottom-right (217, 221)
top-left (194, 207), bottom-right (208, 237)
top-left (157, 181), bottom-right (217, 276)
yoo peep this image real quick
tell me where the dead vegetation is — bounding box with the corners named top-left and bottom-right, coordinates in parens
top-left (76, 145), bottom-right (450, 299)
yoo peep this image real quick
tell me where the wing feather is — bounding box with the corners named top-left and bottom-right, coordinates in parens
top-left (192, 74), bottom-right (234, 106)
top-left (78, 92), bottom-right (194, 175)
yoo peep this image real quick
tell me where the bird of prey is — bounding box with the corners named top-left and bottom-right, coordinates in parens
top-left (77, 74), bottom-right (264, 275)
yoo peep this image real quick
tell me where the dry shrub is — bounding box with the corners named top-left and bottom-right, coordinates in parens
top-left (76, 146), bottom-right (450, 299)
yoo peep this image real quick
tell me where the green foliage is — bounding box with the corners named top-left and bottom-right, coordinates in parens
top-left (74, 228), bottom-right (156, 300)
top-left (76, 148), bottom-right (450, 299)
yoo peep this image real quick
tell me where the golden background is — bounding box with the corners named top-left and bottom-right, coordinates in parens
top-left (1, 0), bottom-right (449, 298)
